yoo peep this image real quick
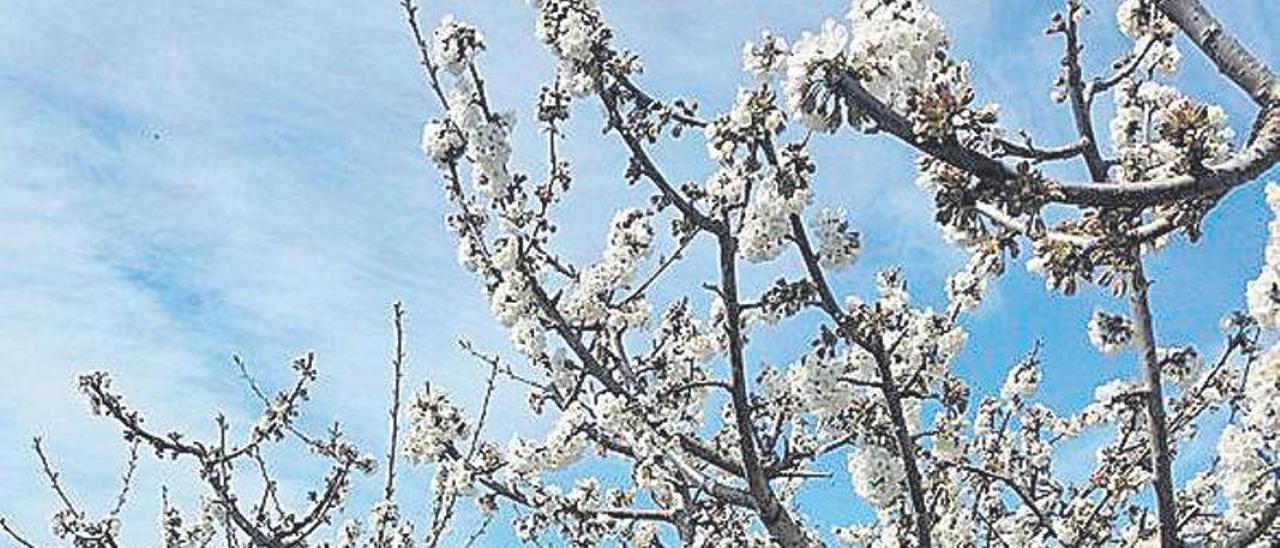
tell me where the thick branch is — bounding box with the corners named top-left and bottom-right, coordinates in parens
top-left (717, 231), bottom-right (809, 546)
top-left (1129, 258), bottom-right (1179, 547)
top-left (993, 136), bottom-right (1091, 162)
top-left (1156, 0), bottom-right (1278, 107)
top-left (833, 73), bottom-right (1280, 208)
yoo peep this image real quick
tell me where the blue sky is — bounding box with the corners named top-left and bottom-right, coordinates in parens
top-left (1, 0), bottom-right (1278, 545)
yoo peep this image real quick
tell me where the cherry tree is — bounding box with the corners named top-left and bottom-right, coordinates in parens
top-left (4, 0), bottom-right (1280, 546)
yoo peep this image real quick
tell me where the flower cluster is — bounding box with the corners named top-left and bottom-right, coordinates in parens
top-left (1242, 345), bottom-right (1280, 434)
top-left (738, 167), bottom-right (813, 262)
top-left (1026, 237), bottom-right (1096, 295)
top-left (531, 0), bottom-right (610, 96)
top-left (1248, 183), bottom-right (1280, 328)
top-left (764, 343), bottom-right (877, 427)
top-left (1157, 345), bottom-right (1203, 388)
top-left (159, 497), bottom-right (220, 548)
top-left (431, 15), bottom-right (485, 75)
top-left (489, 273), bottom-right (535, 328)
top-left (703, 165), bottom-right (751, 211)
top-left (1000, 354), bottom-right (1041, 402)
top-left (812, 207), bottom-right (862, 270)
top-left (847, 0), bottom-right (952, 115)
top-left (50, 511), bottom-right (121, 546)
top-left (742, 30), bottom-right (789, 80)
top-left (1217, 423), bottom-right (1275, 533)
top-left (562, 208), bottom-right (653, 325)
top-left (848, 444), bottom-right (906, 510)
top-left (431, 458), bottom-right (477, 499)
top-left (1110, 80), bottom-right (1235, 183)
top-left (420, 120), bottom-right (466, 166)
top-left (426, 18), bottom-right (518, 202)
top-left (945, 240), bottom-right (1005, 312)
top-left (504, 406), bottom-right (590, 478)
top-left (783, 0), bottom-right (979, 139)
top-left (654, 299), bottom-right (719, 365)
top-left (404, 387), bottom-right (470, 463)
top-left (1087, 309), bottom-right (1136, 354)
top-left (1116, 0), bottom-right (1181, 75)
top-left (785, 19), bottom-right (850, 132)
top-left (704, 87), bottom-right (786, 164)
top-left (1213, 339), bottom-right (1280, 541)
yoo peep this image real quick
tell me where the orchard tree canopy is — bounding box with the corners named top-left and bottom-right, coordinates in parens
top-left (3, 0), bottom-right (1280, 547)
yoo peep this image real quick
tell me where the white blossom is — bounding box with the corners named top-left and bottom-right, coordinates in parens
top-left (431, 15), bottom-right (484, 75)
top-left (431, 458), bottom-right (477, 499)
top-left (1248, 183), bottom-right (1280, 328)
top-left (531, 0), bottom-right (609, 96)
top-left (848, 444), bottom-right (906, 510)
top-left (946, 243), bottom-right (1003, 312)
top-left (404, 387), bottom-right (470, 463)
top-left (739, 168), bottom-right (813, 262)
top-left (742, 30), bottom-right (789, 80)
top-left (813, 207), bottom-right (861, 270)
top-left (785, 19), bottom-right (849, 131)
top-left (1243, 344), bottom-right (1280, 434)
top-left (563, 208), bottom-right (652, 324)
top-left (847, 0), bottom-right (951, 113)
top-left (510, 317), bottom-right (547, 358)
top-left (706, 166), bottom-right (749, 205)
top-left (489, 275), bottom-right (535, 327)
top-left (1116, 0), bottom-right (1181, 75)
top-left (1110, 80), bottom-right (1234, 184)
top-left (1088, 309), bottom-right (1135, 354)
top-left (1217, 424), bottom-right (1275, 532)
top-left (420, 120), bottom-right (465, 166)
top-left (1001, 357), bottom-right (1040, 401)
top-left (159, 496), bottom-right (221, 548)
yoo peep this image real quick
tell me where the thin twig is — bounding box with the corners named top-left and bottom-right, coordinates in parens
top-left (376, 302), bottom-right (408, 545)
top-left (32, 437), bottom-right (80, 518)
top-left (0, 518), bottom-right (36, 548)
top-left (108, 440), bottom-right (141, 517)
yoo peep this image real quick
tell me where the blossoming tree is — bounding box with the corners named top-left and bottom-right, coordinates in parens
top-left (5, 0), bottom-right (1280, 546)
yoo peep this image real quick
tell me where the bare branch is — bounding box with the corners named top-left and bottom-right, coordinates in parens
top-left (376, 301), bottom-right (408, 545)
top-left (108, 440), bottom-right (141, 518)
top-left (32, 437), bottom-right (81, 518)
top-left (0, 518), bottom-right (36, 548)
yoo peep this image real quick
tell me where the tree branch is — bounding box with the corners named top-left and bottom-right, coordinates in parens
top-left (1061, 0), bottom-right (1111, 182)
top-left (1156, 0), bottom-right (1279, 107)
top-left (787, 214), bottom-right (933, 547)
top-left (376, 301), bottom-right (408, 545)
top-left (0, 518), bottom-right (35, 548)
top-left (717, 228), bottom-right (809, 546)
top-left (832, 72), bottom-right (1280, 208)
top-left (1129, 257), bottom-right (1180, 546)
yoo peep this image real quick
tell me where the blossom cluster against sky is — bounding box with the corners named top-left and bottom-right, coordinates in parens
top-left (1, 0), bottom-right (1278, 544)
